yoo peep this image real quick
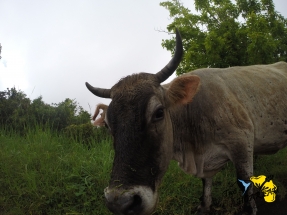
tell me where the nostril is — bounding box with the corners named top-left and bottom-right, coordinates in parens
top-left (125, 194), bottom-right (142, 213)
top-left (105, 189), bottom-right (144, 214)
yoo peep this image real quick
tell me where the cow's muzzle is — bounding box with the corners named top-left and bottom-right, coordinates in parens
top-left (104, 186), bottom-right (157, 215)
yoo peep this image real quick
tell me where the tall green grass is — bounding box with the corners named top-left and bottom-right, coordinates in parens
top-left (0, 126), bottom-right (286, 214)
top-left (0, 126), bottom-right (113, 215)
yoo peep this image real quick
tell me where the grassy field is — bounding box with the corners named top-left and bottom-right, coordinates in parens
top-left (0, 127), bottom-right (286, 215)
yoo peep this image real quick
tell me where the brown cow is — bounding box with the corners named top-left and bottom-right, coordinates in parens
top-left (85, 29), bottom-right (287, 215)
top-left (91, 103), bottom-right (108, 127)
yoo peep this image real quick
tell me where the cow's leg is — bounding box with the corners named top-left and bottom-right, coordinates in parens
top-left (236, 179), bottom-right (256, 215)
top-left (230, 143), bottom-right (257, 215)
top-left (197, 177), bottom-right (212, 214)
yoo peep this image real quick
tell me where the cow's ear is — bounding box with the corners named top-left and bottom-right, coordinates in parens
top-left (166, 75), bottom-right (200, 105)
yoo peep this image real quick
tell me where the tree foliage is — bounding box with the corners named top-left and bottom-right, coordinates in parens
top-left (160, 0), bottom-right (287, 75)
top-left (0, 87), bottom-right (91, 135)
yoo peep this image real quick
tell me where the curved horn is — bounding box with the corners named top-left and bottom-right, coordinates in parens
top-left (85, 82), bottom-right (111, 98)
top-left (155, 28), bottom-right (183, 83)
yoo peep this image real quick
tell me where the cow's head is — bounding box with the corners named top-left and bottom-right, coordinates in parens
top-left (86, 29), bottom-right (200, 215)
top-left (92, 103), bottom-right (108, 127)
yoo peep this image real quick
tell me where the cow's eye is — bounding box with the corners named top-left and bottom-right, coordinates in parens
top-left (152, 107), bottom-right (164, 122)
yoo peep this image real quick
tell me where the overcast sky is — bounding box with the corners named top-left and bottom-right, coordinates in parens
top-left (1, 0), bottom-right (286, 116)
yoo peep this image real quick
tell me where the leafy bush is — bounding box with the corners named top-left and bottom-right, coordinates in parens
top-left (64, 123), bottom-right (111, 145)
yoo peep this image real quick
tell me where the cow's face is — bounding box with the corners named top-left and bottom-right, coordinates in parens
top-left (103, 74), bottom-right (174, 214)
top-left (85, 29), bottom-right (200, 214)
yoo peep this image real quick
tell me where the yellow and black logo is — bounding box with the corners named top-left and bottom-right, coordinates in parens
top-left (250, 175), bottom-right (277, 203)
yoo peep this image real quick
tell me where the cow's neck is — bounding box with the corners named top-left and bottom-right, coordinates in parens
top-left (169, 104), bottom-right (223, 178)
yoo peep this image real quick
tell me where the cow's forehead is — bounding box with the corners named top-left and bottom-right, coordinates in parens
top-left (109, 89), bottom-right (154, 115)
top-left (110, 73), bottom-right (159, 97)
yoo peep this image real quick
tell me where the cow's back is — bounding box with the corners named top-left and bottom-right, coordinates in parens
top-left (180, 62), bottom-right (287, 155)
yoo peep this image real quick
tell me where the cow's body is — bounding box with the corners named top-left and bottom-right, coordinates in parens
top-left (86, 29), bottom-right (287, 215)
top-left (168, 62), bottom-right (287, 179)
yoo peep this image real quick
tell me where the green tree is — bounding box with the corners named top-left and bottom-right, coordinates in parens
top-left (73, 106), bottom-right (91, 125)
top-left (0, 88), bottom-right (91, 134)
top-left (0, 88), bottom-right (31, 126)
top-left (52, 98), bottom-right (91, 131)
top-left (160, 0), bottom-right (287, 75)
top-left (29, 96), bottom-right (55, 125)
